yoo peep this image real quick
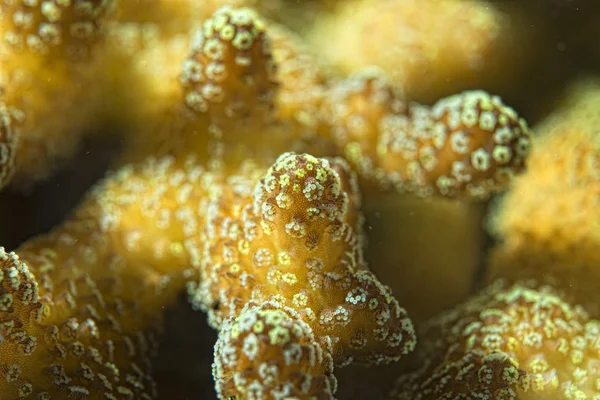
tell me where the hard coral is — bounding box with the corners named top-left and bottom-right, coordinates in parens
top-left (181, 5), bottom-right (278, 123)
top-left (488, 80), bottom-right (600, 314)
top-left (391, 79), bottom-right (600, 400)
top-left (391, 280), bottom-right (600, 400)
top-left (0, 2), bottom-right (541, 399)
top-left (0, 0), bottom-right (114, 188)
top-left (321, 70), bottom-right (531, 198)
top-left (0, 230), bottom-right (162, 398)
top-left (308, 0), bottom-right (535, 103)
top-left (214, 301), bottom-right (337, 400)
top-left (189, 152), bottom-right (417, 366)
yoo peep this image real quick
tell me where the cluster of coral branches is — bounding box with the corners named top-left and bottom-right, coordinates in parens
top-left (0, 0), bottom-right (597, 399)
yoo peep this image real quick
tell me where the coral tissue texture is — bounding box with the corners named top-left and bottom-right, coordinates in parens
top-left (1, 0), bottom-right (597, 399)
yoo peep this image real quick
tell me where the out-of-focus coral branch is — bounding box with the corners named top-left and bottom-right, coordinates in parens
top-left (488, 79), bottom-right (600, 315)
top-left (0, 0), bottom-right (114, 189)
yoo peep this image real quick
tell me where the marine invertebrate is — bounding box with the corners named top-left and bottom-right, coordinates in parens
top-left (190, 152), bottom-right (417, 367)
top-left (364, 194), bottom-right (485, 322)
top-left (391, 279), bottom-right (600, 400)
top-left (0, 102), bottom-right (18, 188)
top-left (0, 0), bottom-right (115, 188)
top-left (390, 80), bottom-right (600, 400)
top-left (0, 225), bottom-right (164, 398)
top-left (177, 6), bottom-right (532, 199)
top-left (307, 0), bottom-right (536, 103)
top-left (0, 3), bottom-right (540, 399)
top-left (214, 301), bottom-right (337, 399)
top-left (320, 69), bottom-right (532, 198)
top-left (488, 79), bottom-right (600, 314)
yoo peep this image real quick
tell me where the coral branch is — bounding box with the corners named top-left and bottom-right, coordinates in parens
top-left (308, 0), bottom-right (536, 103)
top-left (0, 0), bottom-right (115, 188)
top-left (391, 80), bottom-right (600, 400)
top-left (189, 152), bottom-right (416, 367)
top-left (214, 301), bottom-right (337, 400)
top-left (391, 280), bottom-right (600, 400)
top-left (0, 153), bottom-right (217, 398)
top-left (321, 70), bottom-right (531, 198)
top-left (0, 0), bottom-right (112, 58)
top-left (488, 80), bottom-right (600, 316)
top-left (180, 6), bottom-right (278, 122)
top-left (0, 102), bottom-right (18, 188)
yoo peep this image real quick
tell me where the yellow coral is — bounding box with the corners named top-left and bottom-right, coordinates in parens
top-left (0, 0), bottom-right (112, 57)
top-left (488, 80), bottom-right (600, 314)
top-left (180, 6), bottom-right (278, 122)
top-left (214, 301), bottom-right (337, 400)
top-left (321, 69), bottom-right (532, 198)
top-left (364, 194), bottom-right (485, 322)
top-left (190, 152), bottom-right (417, 366)
top-left (391, 280), bottom-right (600, 400)
top-left (0, 0), bottom-right (114, 188)
top-left (0, 3), bottom-right (542, 398)
top-left (308, 0), bottom-right (535, 103)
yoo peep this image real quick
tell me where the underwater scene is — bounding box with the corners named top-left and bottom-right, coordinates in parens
top-left (0, 0), bottom-right (597, 399)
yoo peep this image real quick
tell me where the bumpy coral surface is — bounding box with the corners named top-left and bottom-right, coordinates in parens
top-left (0, 0), bottom-right (112, 57)
top-left (0, 229), bottom-right (163, 398)
top-left (390, 81), bottom-right (600, 400)
top-left (0, 0), bottom-right (115, 188)
top-left (214, 301), bottom-right (337, 400)
top-left (190, 152), bottom-right (416, 366)
top-left (391, 280), bottom-right (600, 400)
top-left (320, 70), bottom-right (531, 198)
top-left (308, 0), bottom-right (534, 102)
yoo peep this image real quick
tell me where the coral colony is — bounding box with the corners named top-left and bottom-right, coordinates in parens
top-left (0, 0), bottom-right (598, 399)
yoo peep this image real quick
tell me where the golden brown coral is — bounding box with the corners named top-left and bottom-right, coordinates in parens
top-left (391, 280), bottom-right (600, 400)
top-left (0, 232), bottom-right (163, 398)
top-left (0, 0), bottom-right (115, 188)
top-left (0, 0), bottom-right (112, 57)
top-left (307, 0), bottom-right (536, 103)
top-left (0, 3), bottom-right (542, 398)
top-left (0, 101), bottom-right (18, 188)
top-left (320, 69), bottom-right (532, 199)
top-left (389, 79), bottom-right (600, 400)
top-left (364, 194), bottom-right (485, 322)
top-left (487, 80), bottom-right (600, 314)
top-left (189, 152), bottom-right (416, 367)
top-left (0, 152), bottom-right (219, 398)
top-left (180, 6), bottom-right (278, 122)
top-left (267, 22), bottom-right (329, 135)
top-left (214, 301), bottom-right (337, 400)
top-left (112, 0), bottom-right (205, 37)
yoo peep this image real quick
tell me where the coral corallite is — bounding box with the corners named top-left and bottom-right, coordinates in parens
top-left (0, 2), bottom-right (546, 398)
top-left (0, 0), bottom-right (112, 57)
top-left (180, 6), bottom-right (278, 123)
top-left (0, 153), bottom-right (218, 398)
top-left (0, 241), bottom-right (161, 399)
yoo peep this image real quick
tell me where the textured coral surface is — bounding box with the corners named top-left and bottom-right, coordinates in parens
top-left (0, 0), bottom-right (596, 399)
